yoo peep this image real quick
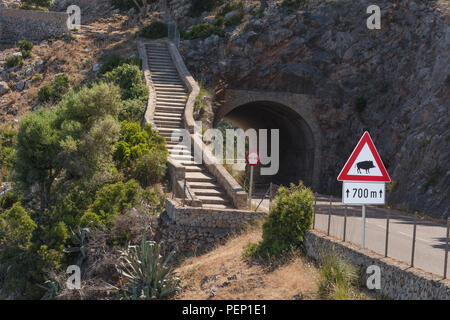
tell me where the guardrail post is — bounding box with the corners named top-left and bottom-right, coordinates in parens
top-left (182, 179), bottom-right (186, 207)
top-left (171, 175), bottom-right (175, 199)
top-left (327, 195), bottom-right (332, 236)
top-left (385, 211), bottom-right (390, 257)
top-left (343, 205), bottom-right (347, 242)
top-left (313, 192), bottom-right (317, 230)
top-left (444, 218), bottom-right (449, 279)
top-left (411, 212), bottom-right (417, 267)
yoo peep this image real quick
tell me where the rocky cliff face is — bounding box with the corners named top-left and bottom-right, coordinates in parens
top-left (169, 0), bottom-right (449, 218)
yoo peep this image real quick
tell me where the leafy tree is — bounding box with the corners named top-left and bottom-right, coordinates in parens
top-left (13, 109), bottom-right (62, 210)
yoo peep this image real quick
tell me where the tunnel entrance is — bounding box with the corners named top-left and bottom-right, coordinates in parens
top-left (217, 100), bottom-right (316, 187)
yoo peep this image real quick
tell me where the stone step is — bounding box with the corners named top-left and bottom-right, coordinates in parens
top-left (170, 154), bottom-right (193, 160)
top-left (156, 101), bottom-right (186, 107)
top-left (154, 114), bottom-right (183, 121)
top-left (156, 97), bottom-right (186, 104)
top-left (154, 111), bottom-right (183, 118)
top-left (192, 188), bottom-right (225, 196)
top-left (185, 172), bottom-right (216, 182)
top-left (154, 106), bottom-right (185, 113)
top-left (149, 67), bottom-right (177, 72)
top-left (169, 149), bottom-right (192, 157)
top-left (184, 165), bottom-right (203, 172)
top-left (154, 121), bottom-right (182, 129)
top-left (152, 79), bottom-right (184, 85)
top-left (151, 71), bottom-right (179, 76)
top-left (187, 181), bottom-right (219, 189)
top-left (154, 87), bottom-right (187, 94)
top-left (152, 77), bottom-right (182, 83)
top-left (152, 74), bottom-right (181, 80)
top-left (197, 195), bottom-right (228, 205)
top-left (153, 83), bottom-right (186, 89)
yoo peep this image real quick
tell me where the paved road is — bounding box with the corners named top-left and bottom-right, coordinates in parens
top-left (251, 193), bottom-right (449, 278)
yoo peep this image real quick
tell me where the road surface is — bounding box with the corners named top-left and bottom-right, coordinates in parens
top-left (251, 193), bottom-right (449, 278)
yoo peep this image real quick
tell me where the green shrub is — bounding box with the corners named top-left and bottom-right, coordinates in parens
top-left (282, 0), bottom-right (308, 7)
top-left (132, 152), bottom-right (167, 188)
top-left (119, 99), bottom-right (146, 123)
top-left (38, 84), bottom-right (53, 103)
top-left (214, 15), bottom-right (225, 27)
top-left (189, 0), bottom-right (224, 17)
top-left (225, 11), bottom-right (244, 27)
top-left (21, 0), bottom-right (52, 8)
top-left (0, 203), bottom-right (36, 248)
top-left (116, 236), bottom-right (181, 300)
top-left (182, 24), bottom-right (224, 40)
top-left (5, 55), bottom-right (24, 68)
top-left (0, 189), bottom-right (22, 211)
top-left (99, 56), bottom-right (142, 75)
top-left (216, 0), bottom-right (244, 17)
top-left (80, 179), bottom-right (141, 227)
top-left (109, 64), bottom-right (149, 101)
top-left (52, 74), bottom-right (70, 101)
top-left (18, 40), bottom-right (34, 52)
top-left (244, 181), bottom-right (314, 259)
top-left (141, 21), bottom-right (168, 39)
top-left (37, 75), bottom-right (70, 103)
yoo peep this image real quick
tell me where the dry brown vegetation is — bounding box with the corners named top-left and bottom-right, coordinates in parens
top-left (0, 13), bottom-right (143, 125)
top-left (174, 226), bottom-right (320, 300)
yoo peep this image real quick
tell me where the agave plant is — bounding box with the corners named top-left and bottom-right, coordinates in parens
top-left (63, 222), bottom-right (91, 265)
top-left (116, 235), bottom-right (180, 300)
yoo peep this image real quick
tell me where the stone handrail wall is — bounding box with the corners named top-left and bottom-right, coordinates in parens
top-left (138, 39), bottom-right (201, 206)
top-left (305, 229), bottom-right (450, 300)
top-left (166, 41), bottom-right (248, 209)
top-left (137, 40), bottom-right (157, 126)
top-left (0, 8), bottom-right (70, 42)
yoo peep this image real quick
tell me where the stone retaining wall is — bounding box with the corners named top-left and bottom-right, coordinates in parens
top-left (0, 8), bottom-right (70, 42)
top-left (156, 199), bottom-right (266, 254)
top-left (304, 230), bottom-right (450, 300)
top-left (166, 198), bottom-right (266, 229)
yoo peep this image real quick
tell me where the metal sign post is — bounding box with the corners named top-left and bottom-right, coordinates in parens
top-left (249, 165), bottom-right (254, 210)
top-left (246, 151), bottom-right (260, 210)
top-left (361, 204), bottom-right (366, 249)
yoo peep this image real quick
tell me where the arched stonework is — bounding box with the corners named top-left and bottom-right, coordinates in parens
top-left (216, 89), bottom-right (322, 189)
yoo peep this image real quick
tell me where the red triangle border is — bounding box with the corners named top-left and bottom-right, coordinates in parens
top-left (337, 131), bottom-right (391, 182)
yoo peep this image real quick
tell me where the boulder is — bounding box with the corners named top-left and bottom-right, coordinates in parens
top-left (0, 81), bottom-right (10, 95)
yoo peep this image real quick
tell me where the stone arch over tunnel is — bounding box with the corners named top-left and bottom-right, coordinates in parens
top-left (215, 90), bottom-right (322, 189)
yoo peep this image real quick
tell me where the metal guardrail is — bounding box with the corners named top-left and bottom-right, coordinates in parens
top-left (312, 194), bottom-right (450, 279)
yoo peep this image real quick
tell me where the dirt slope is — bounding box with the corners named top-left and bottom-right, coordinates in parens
top-left (174, 228), bottom-right (320, 300)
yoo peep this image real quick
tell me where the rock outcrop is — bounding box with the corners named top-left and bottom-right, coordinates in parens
top-left (169, 0), bottom-right (449, 218)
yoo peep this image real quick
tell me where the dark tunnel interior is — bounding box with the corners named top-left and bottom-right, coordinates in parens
top-left (218, 101), bottom-right (316, 187)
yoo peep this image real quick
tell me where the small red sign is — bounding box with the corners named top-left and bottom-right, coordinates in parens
top-left (246, 151), bottom-right (260, 166)
top-left (337, 131), bottom-right (390, 182)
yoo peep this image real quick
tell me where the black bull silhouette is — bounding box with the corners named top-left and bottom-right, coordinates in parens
top-left (356, 160), bottom-right (376, 174)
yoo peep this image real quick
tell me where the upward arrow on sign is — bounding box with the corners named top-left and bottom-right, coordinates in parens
top-left (337, 131), bottom-right (391, 182)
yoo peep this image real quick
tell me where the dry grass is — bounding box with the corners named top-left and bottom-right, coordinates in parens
top-left (174, 227), bottom-right (320, 300)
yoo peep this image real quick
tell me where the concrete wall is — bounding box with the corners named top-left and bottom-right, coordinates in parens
top-left (304, 230), bottom-right (450, 300)
top-left (0, 8), bottom-right (70, 42)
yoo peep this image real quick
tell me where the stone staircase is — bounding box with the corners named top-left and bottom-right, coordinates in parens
top-left (144, 42), bottom-right (233, 209)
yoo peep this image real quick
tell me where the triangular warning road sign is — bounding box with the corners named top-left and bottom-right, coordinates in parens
top-left (337, 131), bottom-right (391, 182)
